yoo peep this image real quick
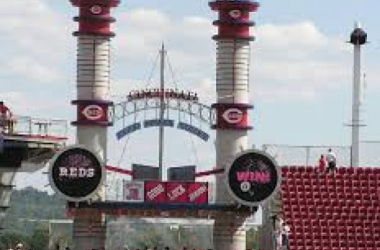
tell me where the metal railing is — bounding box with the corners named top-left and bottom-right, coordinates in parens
top-left (1, 115), bottom-right (68, 138)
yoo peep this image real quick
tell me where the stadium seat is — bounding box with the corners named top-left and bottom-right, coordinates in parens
top-left (280, 165), bottom-right (380, 250)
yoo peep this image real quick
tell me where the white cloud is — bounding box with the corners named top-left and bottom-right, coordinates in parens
top-left (3, 56), bottom-right (62, 83)
top-left (0, 92), bottom-right (27, 114)
top-left (255, 85), bottom-right (317, 103)
top-left (112, 9), bottom-right (215, 105)
top-left (0, 0), bottom-right (74, 90)
top-left (252, 22), bottom-right (353, 102)
top-left (115, 9), bottom-right (172, 57)
top-left (110, 78), bottom-right (146, 102)
top-left (112, 11), bottom-right (356, 104)
top-left (0, 0), bottom-right (72, 62)
top-left (181, 16), bottom-right (215, 40)
top-left (257, 22), bottom-right (327, 52)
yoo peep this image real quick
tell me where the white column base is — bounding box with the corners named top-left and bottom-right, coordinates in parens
top-left (214, 214), bottom-right (247, 250)
top-left (72, 210), bottom-right (106, 250)
top-left (0, 168), bottom-right (17, 227)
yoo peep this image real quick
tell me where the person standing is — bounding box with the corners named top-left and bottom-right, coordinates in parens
top-left (0, 101), bottom-right (14, 133)
top-left (318, 155), bottom-right (327, 173)
top-left (281, 220), bottom-right (290, 250)
top-left (326, 149), bottom-right (337, 173)
top-left (273, 216), bottom-right (283, 250)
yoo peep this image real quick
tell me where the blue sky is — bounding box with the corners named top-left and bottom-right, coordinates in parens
top-left (1, 0), bottom-right (379, 189)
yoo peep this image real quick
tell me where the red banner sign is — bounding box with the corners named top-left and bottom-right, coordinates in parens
top-left (144, 181), bottom-right (167, 203)
top-left (142, 181), bottom-right (208, 204)
top-left (188, 182), bottom-right (208, 204)
top-left (166, 182), bottom-right (188, 203)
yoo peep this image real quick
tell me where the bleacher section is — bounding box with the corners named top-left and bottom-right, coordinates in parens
top-left (281, 166), bottom-right (380, 250)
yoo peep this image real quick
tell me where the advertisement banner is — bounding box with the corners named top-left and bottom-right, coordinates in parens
top-left (144, 181), bottom-right (167, 203)
top-left (225, 149), bottom-right (280, 206)
top-left (113, 181), bottom-right (211, 205)
top-left (48, 145), bottom-right (104, 202)
top-left (188, 182), bottom-right (208, 204)
top-left (123, 181), bottom-right (144, 202)
top-left (166, 182), bottom-right (189, 203)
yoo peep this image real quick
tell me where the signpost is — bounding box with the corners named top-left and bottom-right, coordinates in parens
top-left (48, 145), bottom-right (104, 202)
top-left (225, 149), bottom-right (280, 206)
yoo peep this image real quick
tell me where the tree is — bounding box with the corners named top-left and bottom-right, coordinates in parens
top-left (247, 227), bottom-right (262, 250)
top-left (28, 226), bottom-right (49, 250)
top-left (0, 232), bottom-right (28, 250)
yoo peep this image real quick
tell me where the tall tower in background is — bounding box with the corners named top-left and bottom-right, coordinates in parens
top-left (349, 23), bottom-right (367, 167)
top-left (209, 1), bottom-right (259, 250)
top-left (70, 0), bottom-right (119, 249)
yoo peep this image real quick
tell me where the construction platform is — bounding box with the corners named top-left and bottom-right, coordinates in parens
top-left (0, 115), bottom-right (67, 228)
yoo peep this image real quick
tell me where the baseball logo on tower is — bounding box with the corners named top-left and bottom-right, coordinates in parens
top-left (222, 108), bottom-right (244, 124)
top-left (212, 103), bottom-right (251, 130)
top-left (229, 9), bottom-right (242, 19)
top-left (82, 105), bottom-right (104, 121)
top-left (90, 5), bottom-right (103, 15)
top-left (225, 149), bottom-right (280, 206)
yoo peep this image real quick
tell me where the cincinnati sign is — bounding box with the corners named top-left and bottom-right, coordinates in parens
top-left (127, 89), bottom-right (198, 102)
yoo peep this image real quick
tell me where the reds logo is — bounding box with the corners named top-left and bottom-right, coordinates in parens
top-left (82, 105), bottom-right (104, 121)
top-left (222, 108), bottom-right (243, 124)
top-left (229, 10), bottom-right (242, 19)
top-left (90, 5), bottom-right (102, 15)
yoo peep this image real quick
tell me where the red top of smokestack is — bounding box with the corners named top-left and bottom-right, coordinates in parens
top-left (71, 0), bottom-right (120, 8)
top-left (71, 0), bottom-right (120, 37)
top-left (209, 0), bottom-right (259, 40)
top-left (209, 0), bottom-right (259, 12)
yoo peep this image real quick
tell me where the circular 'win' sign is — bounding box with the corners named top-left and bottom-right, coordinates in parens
top-left (48, 146), bottom-right (104, 202)
top-left (225, 149), bottom-right (280, 206)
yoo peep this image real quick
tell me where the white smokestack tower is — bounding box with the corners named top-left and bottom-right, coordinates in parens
top-left (70, 1), bottom-right (119, 249)
top-left (209, 1), bottom-right (259, 250)
top-left (349, 22), bottom-right (367, 167)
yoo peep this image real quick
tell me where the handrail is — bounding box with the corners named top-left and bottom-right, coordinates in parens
top-left (0, 115), bottom-right (68, 138)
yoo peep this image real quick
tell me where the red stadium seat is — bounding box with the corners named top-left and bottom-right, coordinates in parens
top-left (280, 166), bottom-right (380, 250)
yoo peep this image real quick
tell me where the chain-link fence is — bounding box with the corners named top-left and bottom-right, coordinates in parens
top-left (262, 143), bottom-right (380, 167)
top-left (360, 141), bottom-right (380, 167)
top-left (262, 144), bottom-right (352, 167)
